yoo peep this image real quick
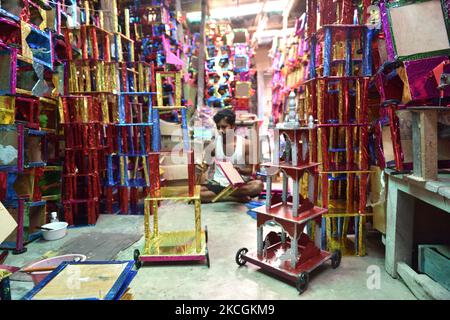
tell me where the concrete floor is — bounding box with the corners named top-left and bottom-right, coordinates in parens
top-left (4, 201), bottom-right (416, 300)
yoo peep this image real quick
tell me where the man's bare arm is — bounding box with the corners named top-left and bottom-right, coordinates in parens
top-left (234, 139), bottom-right (254, 176)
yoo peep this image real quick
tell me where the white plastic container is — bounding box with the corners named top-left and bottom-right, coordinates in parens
top-left (41, 222), bottom-right (69, 241)
top-left (50, 211), bottom-right (59, 223)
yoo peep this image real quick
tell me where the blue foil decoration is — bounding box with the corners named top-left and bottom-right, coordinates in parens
top-left (323, 27), bottom-right (332, 77)
top-left (363, 27), bottom-right (374, 76)
top-left (345, 28), bottom-right (352, 76)
top-left (309, 36), bottom-right (317, 79)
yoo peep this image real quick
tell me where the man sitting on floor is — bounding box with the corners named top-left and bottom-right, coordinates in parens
top-left (200, 109), bottom-right (263, 203)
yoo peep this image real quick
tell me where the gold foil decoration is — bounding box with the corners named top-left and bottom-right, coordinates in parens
top-left (195, 200), bottom-right (201, 253)
top-left (0, 96), bottom-right (15, 125)
top-left (21, 21), bottom-right (33, 62)
top-left (144, 199), bottom-right (151, 254)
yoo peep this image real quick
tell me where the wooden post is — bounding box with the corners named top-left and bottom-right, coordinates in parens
top-left (411, 108), bottom-right (441, 181)
top-left (257, 225), bottom-right (264, 257)
top-left (282, 173), bottom-right (288, 204)
top-left (265, 175), bottom-right (272, 209)
top-left (291, 227), bottom-right (298, 269)
top-left (292, 179), bottom-right (299, 217)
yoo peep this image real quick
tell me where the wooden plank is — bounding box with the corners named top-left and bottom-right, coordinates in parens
top-left (418, 245), bottom-right (450, 291)
top-left (120, 289), bottom-right (133, 300)
top-left (33, 263), bottom-right (128, 300)
top-left (438, 186), bottom-right (450, 200)
top-left (211, 185), bottom-right (235, 203)
top-left (435, 246), bottom-right (450, 259)
top-left (0, 202), bottom-right (17, 244)
top-left (385, 173), bottom-right (450, 277)
top-left (146, 186), bottom-right (200, 200)
top-left (397, 262), bottom-right (450, 300)
top-left (420, 110), bottom-right (438, 180)
top-left (411, 109), bottom-right (438, 180)
top-left (56, 232), bottom-right (142, 261)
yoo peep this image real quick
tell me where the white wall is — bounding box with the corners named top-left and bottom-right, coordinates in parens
top-left (254, 45), bottom-right (273, 123)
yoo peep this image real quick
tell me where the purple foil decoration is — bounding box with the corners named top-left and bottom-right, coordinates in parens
top-left (298, 39), bottom-right (305, 57)
top-left (375, 75), bottom-right (387, 101)
top-left (379, 1), bottom-right (396, 61)
top-left (272, 53), bottom-right (280, 70)
top-left (238, 72), bottom-right (251, 82)
top-left (234, 44), bottom-right (247, 56)
top-left (404, 56), bottom-right (450, 101)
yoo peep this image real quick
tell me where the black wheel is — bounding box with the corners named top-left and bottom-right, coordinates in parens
top-left (205, 225), bottom-right (208, 244)
top-left (296, 272), bottom-right (309, 294)
top-left (205, 248), bottom-right (210, 268)
top-left (133, 249), bottom-right (142, 269)
top-left (331, 250), bottom-right (341, 269)
top-left (235, 247), bottom-right (248, 266)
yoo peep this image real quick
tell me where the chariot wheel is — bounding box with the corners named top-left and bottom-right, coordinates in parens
top-left (296, 272), bottom-right (309, 294)
top-left (235, 248), bottom-right (248, 266)
top-left (205, 248), bottom-right (210, 268)
top-left (133, 249), bottom-right (142, 269)
top-left (331, 250), bottom-right (342, 269)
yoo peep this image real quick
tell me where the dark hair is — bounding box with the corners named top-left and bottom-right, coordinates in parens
top-left (213, 109), bottom-right (236, 126)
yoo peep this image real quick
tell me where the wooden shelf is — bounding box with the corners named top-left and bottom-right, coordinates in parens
top-left (146, 185), bottom-right (200, 201)
top-left (253, 202), bottom-right (326, 225)
top-left (261, 162), bottom-right (319, 172)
